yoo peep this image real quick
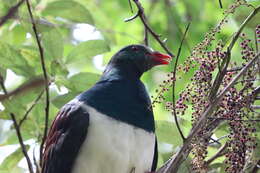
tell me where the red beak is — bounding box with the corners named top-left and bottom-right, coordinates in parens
top-left (150, 52), bottom-right (172, 65)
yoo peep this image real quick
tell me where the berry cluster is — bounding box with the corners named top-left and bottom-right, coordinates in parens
top-left (224, 0), bottom-right (247, 14)
top-left (220, 33), bottom-right (257, 172)
top-left (151, 2), bottom-right (258, 172)
top-left (256, 25), bottom-right (260, 43)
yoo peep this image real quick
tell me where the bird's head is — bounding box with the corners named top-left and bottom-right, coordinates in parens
top-left (103, 44), bottom-right (172, 79)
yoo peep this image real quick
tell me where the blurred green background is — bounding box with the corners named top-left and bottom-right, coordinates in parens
top-left (0, 0), bottom-right (259, 172)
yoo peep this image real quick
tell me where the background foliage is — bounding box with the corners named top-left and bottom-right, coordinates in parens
top-left (0, 0), bottom-right (259, 172)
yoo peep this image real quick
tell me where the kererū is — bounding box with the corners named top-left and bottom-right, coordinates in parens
top-left (42, 45), bottom-right (171, 173)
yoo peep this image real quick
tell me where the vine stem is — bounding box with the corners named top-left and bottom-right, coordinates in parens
top-left (172, 23), bottom-right (191, 142)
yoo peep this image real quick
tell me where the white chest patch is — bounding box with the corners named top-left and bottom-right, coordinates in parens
top-left (71, 103), bottom-right (155, 173)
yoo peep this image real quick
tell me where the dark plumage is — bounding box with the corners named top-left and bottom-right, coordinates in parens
top-left (42, 45), bottom-right (171, 173)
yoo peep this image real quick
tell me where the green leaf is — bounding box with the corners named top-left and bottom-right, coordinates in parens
top-left (52, 92), bottom-right (78, 108)
top-left (66, 72), bottom-right (100, 92)
top-left (155, 120), bottom-right (182, 147)
top-left (1, 85), bottom-right (43, 120)
top-left (42, 0), bottom-right (94, 24)
top-left (0, 120), bottom-right (14, 145)
top-left (50, 61), bottom-right (69, 77)
top-left (20, 46), bottom-right (46, 76)
top-left (0, 25), bottom-right (27, 46)
top-left (42, 29), bottom-right (64, 60)
top-left (0, 42), bottom-right (34, 77)
top-left (65, 40), bottom-right (110, 64)
top-left (0, 145), bottom-right (29, 171)
top-left (215, 122), bottom-right (229, 139)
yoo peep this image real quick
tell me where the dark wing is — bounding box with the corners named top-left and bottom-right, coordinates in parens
top-left (42, 103), bottom-right (89, 173)
top-left (151, 138), bottom-right (158, 171)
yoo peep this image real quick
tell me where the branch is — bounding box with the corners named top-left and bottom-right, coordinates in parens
top-left (19, 90), bottom-right (45, 127)
top-left (206, 142), bottom-right (228, 165)
top-left (0, 0), bottom-right (25, 27)
top-left (218, 0), bottom-right (223, 9)
top-left (0, 78), bottom-right (45, 101)
top-left (25, 0), bottom-right (50, 164)
top-left (172, 23), bottom-right (190, 142)
top-left (125, 0), bottom-right (174, 57)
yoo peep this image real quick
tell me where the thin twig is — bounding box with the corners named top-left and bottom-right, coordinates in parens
top-left (19, 90), bottom-right (45, 127)
top-left (10, 113), bottom-right (34, 173)
top-left (217, 53), bottom-right (259, 99)
top-left (251, 105), bottom-right (260, 110)
top-left (206, 142), bottom-right (228, 165)
top-left (255, 24), bottom-right (260, 78)
top-left (218, 0), bottom-right (223, 9)
top-left (227, 66), bottom-right (242, 72)
top-left (208, 117), bottom-right (260, 121)
top-left (25, 0), bottom-right (50, 164)
top-left (0, 78), bottom-right (45, 101)
top-left (209, 135), bottom-right (228, 145)
top-left (126, 0), bottom-right (174, 57)
top-left (234, 78), bottom-right (260, 84)
top-left (209, 137), bottom-right (221, 145)
top-left (172, 23), bottom-right (190, 142)
top-left (33, 146), bottom-right (40, 173)
top-left (0, 73), bottom-right (34, 173)
top-left (164, 0), bottom-right (192, 54)
top-left (128, 0), bottom-right (134, 13)
top-left (124, 13), bottom-right (139, 22)
top-left (0, 0), bottom-right (25, 27)
top-left (126, 0), bottom-right (148, 45)
top-left (144, 26), bottom-right (149, 46)
top-left (0, 74), bottom-right (7, 94)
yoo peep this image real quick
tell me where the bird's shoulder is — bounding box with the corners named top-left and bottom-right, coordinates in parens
top-left (78, 79), bottom-right (151, 105)
top-left (76, 79), bottom-right (155, 132)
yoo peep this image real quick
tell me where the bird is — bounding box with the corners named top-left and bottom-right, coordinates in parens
top-left (42, 44), bottom-right (172, 173)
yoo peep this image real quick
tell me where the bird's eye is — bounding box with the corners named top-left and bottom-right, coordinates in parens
top-left (131, 46), bottom-right (139, 51)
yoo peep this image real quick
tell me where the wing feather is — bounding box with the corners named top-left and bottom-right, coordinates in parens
top-left (42, 104), bottom-right (89, 173)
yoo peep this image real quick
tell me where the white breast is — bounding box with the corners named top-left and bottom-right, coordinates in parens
top-left (71, 103), bottom-right (155, 173)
